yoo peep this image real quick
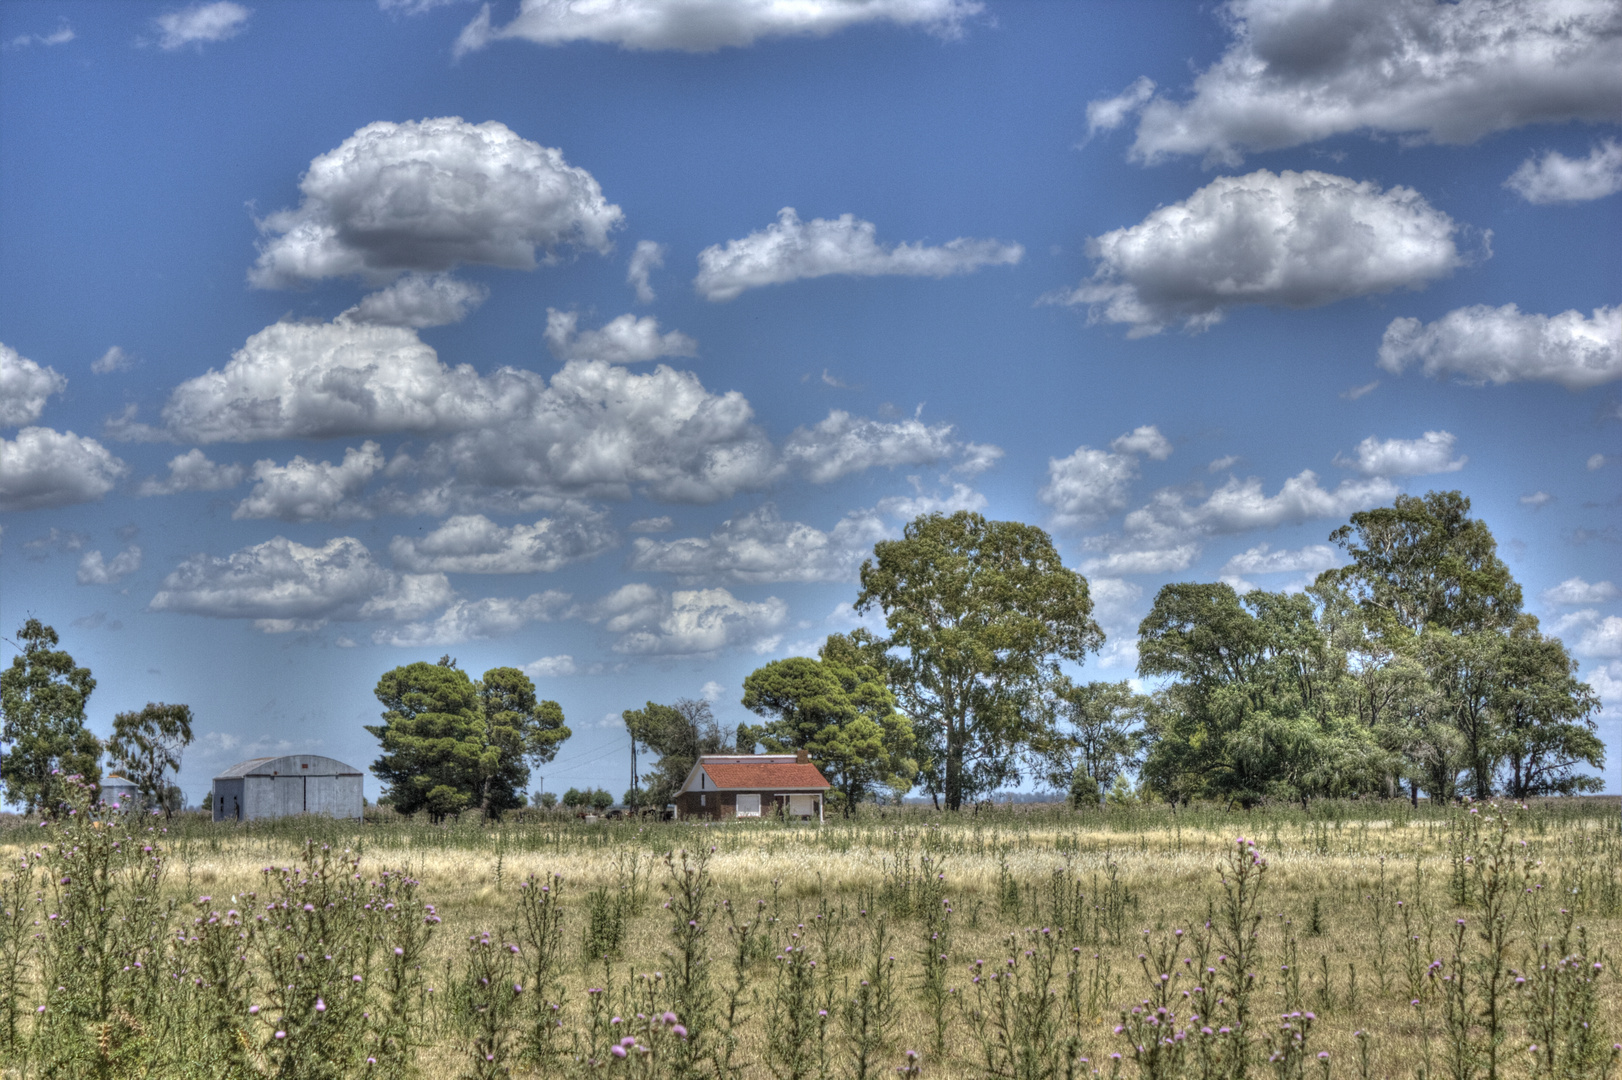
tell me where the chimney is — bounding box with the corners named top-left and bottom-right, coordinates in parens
top-left (795, 748), bottom-right (809, 764)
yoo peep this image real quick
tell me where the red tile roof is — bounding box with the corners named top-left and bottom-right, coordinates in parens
top-left (700, 761), bottom-right (830, 790)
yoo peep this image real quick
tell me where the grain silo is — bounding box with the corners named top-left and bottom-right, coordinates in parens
top-left (211, 754), bottom-right (363, 821)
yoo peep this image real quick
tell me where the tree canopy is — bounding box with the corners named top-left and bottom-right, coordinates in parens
top-left (622, 698), bottom-right (730, 808)
top-left (741, 633), bottom-right (916, 813)
top-left (368, 658), bottom-right (569, 821)
top-left (107, 702), bottom-right (193, 818)
top-left (1, 619), bottom-right (101, 814)
top-left (855, 511), bottom-right (1102, 810)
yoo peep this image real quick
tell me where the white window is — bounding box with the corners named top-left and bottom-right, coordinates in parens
top-left (789, 794), bottom-right (814, 817)
top-left (735, 793), bottom-right (761, 817)
top-left (699, 793), bottom-right (706, 806)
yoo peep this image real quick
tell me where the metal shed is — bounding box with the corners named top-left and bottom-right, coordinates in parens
top-left (211, 754), bottom-right (364, 822)
top-left (99, 774), bottom-right (143, 812)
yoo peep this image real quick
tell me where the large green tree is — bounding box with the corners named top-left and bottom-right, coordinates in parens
top-left (1317, 490), bottom-right (1600, 800)
top-left (621, 698), bottom-right (730, 808)
top-left (107, 702), bottom-right (193, 818)
top-left (1030, 678), bottom-right (1148, 804)
top-left (1137, 584), bottom-right (1379, 806)
top-left (368, 658), bottom-right (569, 821)
top-left (1, 619), bottom-right (101, 814)
top-left (741, 634), bottom-right (916, 813)
top-left (855, 511), bottom-right (1102, 810)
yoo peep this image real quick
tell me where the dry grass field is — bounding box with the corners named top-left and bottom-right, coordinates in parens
top-left (1, 796), bottom-right (1618, 1079)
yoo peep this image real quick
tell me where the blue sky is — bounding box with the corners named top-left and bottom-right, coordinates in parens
top-left (2, 0), bottom-right (1618, 804)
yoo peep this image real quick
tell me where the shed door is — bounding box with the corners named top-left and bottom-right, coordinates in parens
top-left (305, 775), bottom-right (337, 815)
top-left (789, 794), bottom-right (814, 817)
top-left (735, 793), bottom-right (761, 817)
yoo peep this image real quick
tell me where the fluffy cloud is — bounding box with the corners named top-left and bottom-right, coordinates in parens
top-left (155, 2), bottom-right (250, 50)
top-left (374, 590), bottom-right (572, 647)
top-left (1095, 0), bottom-right (1622, 166)
top-left (92, 346), bottom-right (132, 375)
top-left (1506, 139), bottom-right (1622, 204)
top-left (0, 343), bottom-right (66, 427)
top-left (1111, 425), bottom-right (1172, 460)
top-left (1588, 660), bottom-right (1622, 716)
top-left (1048, 170), bottom-right (1465, 336)
top-left (0, 428), bottom-right (126, 512)
top-left (1520, 491), bottom-right (1554, 508)
top-left (1220, 542), bottom-right (1341, 578)
top-left (249, 117), bottom-right (622, 288)
top-left (872, 481), bottom-right (986, 519)
top-left (783, 410), bottom-right (958, 483)
top-left (1085, 77), bottom-right (1156, 140)
top-left (1542, 577), bottom-right (1619, 606)
top-left (1378, 303), bottom-right (1622, 390)
top-left (953, 442), bottom-right (1004, 477)
top-left (77, 546), bottom-right (142, 586)
top-left (629, 516), bottom-right (673, 533)
top-left (1125, 470), bottom-right (1396, 537)
top-left (1336, 431), bottom-right (1466, 476)
top-left (1080, 546), bottom-right (1200, 577)
top-left (694, 208), bottom-right (1022, 302)
top-left (1589, 454), bottom-right (1608, 471)
top-left (524, 654), bottom-right (578, 678)
top-left (590, 583), bottom-right (786, 656)
top-left (135, 449), bottom-right (246, 496)
top-left (1553, 610), bottom-right (1622, 658)
top-left (389, 511), bottom-right (617, 573)
top-left (629, 504), bottom-right (887, 584)
top-left (1041, 448), bottom-right (1139, 528)
top-left (341, 273), bottom-right (489, 328)
top-left (150, 535), bottom-right (453, 629)
top-left (544, 309), bottom-right (697, 363)
top-left (628, 240), bottom-right (664, 303)
top-left (455, 0), bottom-right (981, 55)
top-left (233, 442), bottom-right (384, 522)
top-left (1041, 425), bottom-right (1171, 527)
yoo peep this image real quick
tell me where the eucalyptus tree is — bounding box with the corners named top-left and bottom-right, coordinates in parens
top-left (108, 702), bottom-right (193, 818)
top-left (1, 619), bottom-right (101, 814)
top-left (855, 511), bottom-right (1102, 810)
top-left (741, 633), bottom-right (916, 813)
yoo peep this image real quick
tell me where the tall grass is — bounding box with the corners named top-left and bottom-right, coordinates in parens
top-left (0, 788), bottom-right (1615, 1078)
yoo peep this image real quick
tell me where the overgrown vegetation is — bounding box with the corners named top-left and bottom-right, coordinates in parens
top-left (0, 788), bottom-right (1616, 1078)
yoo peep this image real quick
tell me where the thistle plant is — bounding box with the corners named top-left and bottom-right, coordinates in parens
top-left (661, 848), bottom-right (715, 1078)
top-left (963, 928), bottom-right (1064, 1080)
top-left (457, 931), bottom-right (522, 1080)
top-left (843, 915), bottom-right (898, 1080)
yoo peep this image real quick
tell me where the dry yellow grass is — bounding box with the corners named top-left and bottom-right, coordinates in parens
top-left (3, 803), bottom-right (1618, 1078)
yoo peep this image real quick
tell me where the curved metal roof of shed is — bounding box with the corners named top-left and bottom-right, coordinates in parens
top-left (213, 754), bottom-right (363, 779)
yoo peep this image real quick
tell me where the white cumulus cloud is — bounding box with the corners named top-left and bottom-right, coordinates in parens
top-left (135, 449), bottom-right (246, 496)
top-left (628, 240), bottom-right (664, 303)
top-left (0, 343), bottom-right (66, 428)
top-left (544, 309), bottom-right (697, 363)
top-left (783, 409), bottom-right (958, 483)
top-left (1506, 139), bottom-right (1622, 204)
top-left (374, 590), bottom-right (572, 647)
top-left (1048, 169), bottom-right (1466, 336)
top-left (1553, 610), bottom-right (1622, 658)
top-left (77, 546), bottom-right (143, 586)
top-left (1080, 546), bottom-right (1201, 577)
top-left (155, 2), bottom-right (250, 50)
top-left (340, 273), bottom-right (490, 327)
top-left (389, 510), bottom-right (617, 573)
top-left (7, 20), bottom-right (75, 48)
top-left (233, 442), bottom-right (385, 522)
top-left (1542, 577), bottom-right (1619, 606)
top-left (694, 207), bottom-right (1022, 302)
top-left (250, 117), bottom-right (622, 288)
top-left (150, 535), bottom-right (453, 628)
top-left (1085, 76), bottom-right (1156, 139)
top-left (1103, 0), bottom-right (1622, 166)
top-left (1129, 470), bottom-right (1397, 536)
top-left (0, 428), bottom-right (126, 512)
top-left (1379, 303), bottom-right (1622, 390)
top-left (1219, 542), bottom-right (1340, 580)
top-left (524, 654), bottom-right (578, 678)
top-left (1336, 431), bottom-right (1466, 476)
top-left (628, 504), bottom-right (887, 584)
top-left (1041, 425), bottom-right (1172, 528)
top-left (455, 0), bottom-right (981, 55)
top-left (92, 346), bottom-right (133, 375)
top-left (590, 583), bottom-right (787, 656)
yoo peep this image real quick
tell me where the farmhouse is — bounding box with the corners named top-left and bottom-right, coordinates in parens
top-left (211, 754), bottom-right (364, 822)
top-left (673, 750), bottom-right (830, 822)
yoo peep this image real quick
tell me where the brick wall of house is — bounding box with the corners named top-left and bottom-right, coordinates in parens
top-left (676, 790), bottom-right (736, 820)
